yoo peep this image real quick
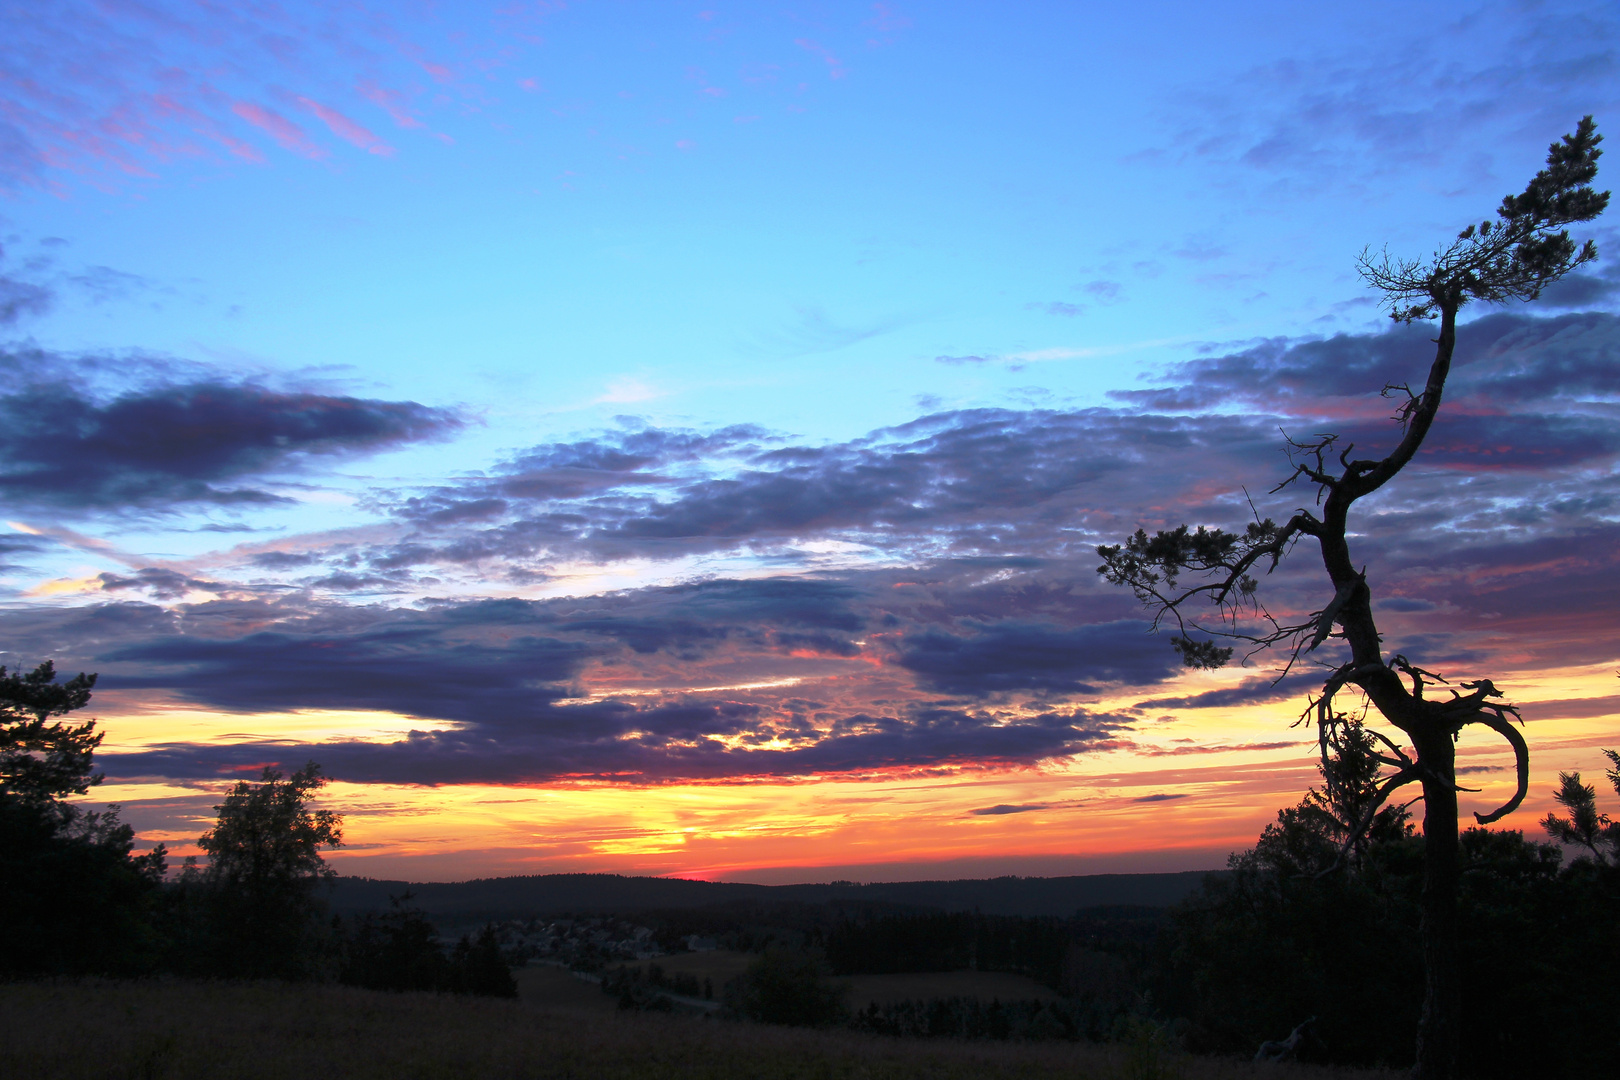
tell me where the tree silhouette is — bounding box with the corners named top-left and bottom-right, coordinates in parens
top-left (1, 661), bottom-right (166, 975)
top-left (1, 660), bottom-right (102, 804)
top-left (1540, 749), bottom-right (1620, 864)
top-left (197, 761), bottom-right (343, 978)
top-left (1098, 118), bottom-right (1608, 1080)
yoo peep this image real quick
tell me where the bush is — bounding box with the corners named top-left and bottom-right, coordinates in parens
top-left (340, 898), bottom-right (515, 998)
top-left (723, 948), bottom-right (848, 1027)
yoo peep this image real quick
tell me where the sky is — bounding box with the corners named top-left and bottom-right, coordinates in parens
top-left (1, 0), bottom-right (1617, 884)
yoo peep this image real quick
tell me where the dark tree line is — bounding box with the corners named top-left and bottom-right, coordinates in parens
top-left (1150, 731), bottom-right (1620, 1077)
top-left (0, 661), bottom-right (512, 997)
top-left (823, 907), bottom-right (1159, 992)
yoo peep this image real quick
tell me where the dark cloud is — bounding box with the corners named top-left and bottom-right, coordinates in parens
top-left (969, 803), bottom-right (1050, 816)
top-left (1115, 311), bottom-right (1620, 414)
top-left (104, 619), bottom-right (596, 723)
top-left (394, 424), bottom-right (768, 521)
top-left (0, 569), bottom-right (1146, 786)
top-left (0, 531), bottom-right (45, 571)
top-left (374, 408), bottom-right (1280, 572)
top-left (97, 568), bottom-right (229, 601)
top-left (1537, 264), bottom-right (1620, 309)
top-left (0, 274), bottom-right (52, 324)
top-left (896, 620), bottom-right (1178, 698)
top-left (104, 703), bottom-right (1126, 786)
top-left (1133, 793), bottom-right (1188, 802)
top-left (0, 378), bottom-right (462, 510)
top-left (248, 551), bottom-right (322, 570)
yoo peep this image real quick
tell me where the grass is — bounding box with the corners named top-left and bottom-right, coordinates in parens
top-left (1, 978), bottom-right (1400, 1080)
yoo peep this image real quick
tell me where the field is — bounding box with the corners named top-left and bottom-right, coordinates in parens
top-left (2, 978), bottom-right (1400, 1080)
top-left (603, 950), bottom-right (1061, 1009)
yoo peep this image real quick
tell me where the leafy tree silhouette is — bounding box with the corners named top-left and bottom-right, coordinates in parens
top-left (196, 761), bottom-right (343, 979)
top-left (1099, 118), bottom-right (1608, 1080)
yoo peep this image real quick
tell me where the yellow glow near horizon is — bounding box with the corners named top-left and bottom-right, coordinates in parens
top-left (92, 705), bottom-right (463, 751)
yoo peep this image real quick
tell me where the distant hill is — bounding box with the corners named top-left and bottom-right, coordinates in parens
top-left (328, 869), bottom-right (1223, 921)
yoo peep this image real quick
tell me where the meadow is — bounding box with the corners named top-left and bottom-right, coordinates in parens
top-left (1, 977), bottom-right (1400, 1080)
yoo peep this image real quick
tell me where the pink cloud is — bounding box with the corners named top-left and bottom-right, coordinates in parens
top-left (864, 2), bottom-right (914, 42)
top-left (393, 39), bottom-right (456, 85)
top-left (356, 81), bottom-right (425, 129)
top-left (231, 101), bottom-right (325, 159)
top-left (795, 38), bottom-right (847, 79)
top-left (152, 94), bottom-right (264, 163)
top-left (296, 96), bottom-right (395, 156)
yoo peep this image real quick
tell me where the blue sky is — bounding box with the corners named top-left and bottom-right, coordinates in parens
top-left (1, 1), bottom-right (1617, 881)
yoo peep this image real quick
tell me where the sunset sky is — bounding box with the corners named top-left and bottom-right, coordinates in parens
top-left (2, 0), bottom-right (1617, 884)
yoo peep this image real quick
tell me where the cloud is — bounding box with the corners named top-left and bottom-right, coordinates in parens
top-left (12, 301), bottom-right (1610, 791)
top-left (0, 531), bottom-right (46, 571)
top-left (0, 376), bottom-right (461, 511)
top-left (1154, 4), bottom-right (1620, 195)
top-left (231, 102), bottom-right (326, 159)
top-left (0, 275), bottom-right (52, 324)
top-left (1, 582), bottom-right (1136, 785)
top-left (106, 702), bottom-right (1126, 786)
top-left (969, 803), bottom-right (1050, 816)
top-left (1537, 263), bottom-right (1620, 310)
top-left (295, 96), bottom-right (395, 156)
top-left (1134, 672), bottom-right (1323, 711)
top-left (1136, 741), bottom-right (1301, 757)
top-left (97, 568), bottom-right (230, 601)
top-left (376, 408), bottom-right (1281, 572)
top-left (1105, 313), bottom-right (1620, 484)
top-left (896, 620), bottom-right (1178, 698)
top-left (748, 307), bottom-right (901, 358)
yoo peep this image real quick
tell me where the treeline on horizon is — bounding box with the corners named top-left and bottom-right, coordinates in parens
top-left (325, 869), bottom-right (1213, 921)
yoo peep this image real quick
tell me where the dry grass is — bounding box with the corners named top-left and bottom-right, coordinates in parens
top-left (1, 978), bottom-right (1400, 1080)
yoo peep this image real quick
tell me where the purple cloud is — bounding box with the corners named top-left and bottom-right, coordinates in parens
top-left (0, 377), bottom-right (461, 511)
